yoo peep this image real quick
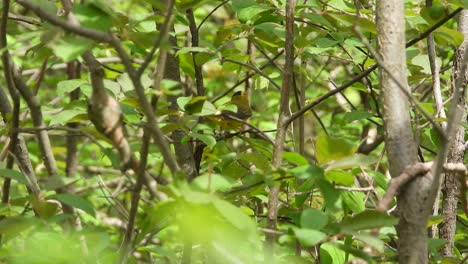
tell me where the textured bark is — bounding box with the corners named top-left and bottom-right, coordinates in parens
top-left (265, 0), bottom-right (295, 261)
top-left (162, 30), bottom-right (197, 180)
top-left (376, 1), bottom-right (432, 263)
top-left (65, 61), bottom-right (81, 178)
top-left (439, 10), bottom-right (468, 257)
top-left (156, 7), bottom-right (197, 180)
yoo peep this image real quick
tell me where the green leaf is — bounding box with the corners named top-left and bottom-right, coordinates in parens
top-left (191, 174), bottom-right (237, 192)
top-left (73, 4), bottom-right (113, 31)
top-left (320, 242), bottom-right (347, 264)
top-left (353, 232), bottom-right (385, 252)
top-left (299, 13), bottom-right (335, 29)
top-left (340, 210), bottom-right (398, 233)
top-left (434, 26), bottom-right (464, 47)
top-left (128, 31), bottom-right (159, 49)
top-left (212, 199), bottom-right (255, 232)
top-left (290, 164), bottom-right (324, 180)
top-left (325, 170), bottom-right (354, 186)
top-left (342, 191), bottom-right (365, 213)
top-left (50, 36), bottom-right (94, 62)
top-left (428, 238), bottom-right (448, 252)
top-left (326, 154), bottom-right (378, 171)
top-left (343, 111), bottom-right (374, 123)
top-left (240, 152), bottom-right (271, 171)
top-left (49, 108), bottom-right (87, 126)
top-left (103, 80), bottom-right (121, 97)
top-left (231, 0), bottom-right (257, 12)
top-left (238, 5), bottom-right (273, 23)
top-left (293, 228), bottom-right (327, 247)
top-left (0, 169), bottom-right (29, 185)
top-left (328, 13), bottom-right (376, 34)
top-left (57, 79), bottom-right (87, 94)
top-left (317, 179), bottom-right (342, 212)
top-left (190, 132), bottom-right (216, 149)
top-left (315, 133), bottom-right (356, 164)
top-left (55, 194), bottom-right (96, 217)
top-left (177, 96), bottom-right (192, 110)
top-left (282, 152), bottom-right (308, 166)
top-left (0, 216), bottom-right (38, 236)
top-left (301, 208), bottom-right (328, 230)
top-left (366, 170), bottom-right (388, 189)
top-left (176, 46), bottom-right (213, 55)
top-left (332, 242), bottom-right (373, 263)
top-left (427, 215), bottom-right (444, 227)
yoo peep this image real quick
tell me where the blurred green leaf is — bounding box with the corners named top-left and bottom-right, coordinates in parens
top-left (57, 79), bottom-right (87, 94)
top-left (340, 211), bottom-right (398, 233)
top-left (190, 132), bottom-right (216, 149)
top-left (55, 194), bottom-right (96, 217)
top-left (283, 152), bottom-right (309, 166)
top-left (326, 154), bottom-right (378, 171)
top-left (301, 208), bottom-right (328, 230)
top-left (0, 169), bottom-right (29, 185)
top-left (293, 228), bottom-right (327, 247)
top-left (315, 133), bottom-right (356, 164)
top-left (325, 170), bottom-right (354, 186)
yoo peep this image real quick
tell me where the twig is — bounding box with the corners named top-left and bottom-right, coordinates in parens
top-left (220, 58), bottom-right (282, 90)
top-left (377, 162), bottom-right (467, 212)
top-left (212, 50), bottom-right (284, 103)
top-left (187, 8), bottom-right (205, 96)
top-left (197, 0), bottom-right (229, 31)
top-left (137, 0), bottom-right (175, 76)
top-left (335, 186), bottom-right (374, 192)
top-left (21, 57), bottom-right (144, 76)
top-left (285, 7), bottom-right (463, 127)
top-left (17, 0), bottom-right (181, 175)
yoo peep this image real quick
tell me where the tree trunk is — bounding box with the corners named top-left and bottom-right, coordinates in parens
top-left (376, 1), bottom-right (433, 263)
top-left (439, 9), bottom-right (468, 257)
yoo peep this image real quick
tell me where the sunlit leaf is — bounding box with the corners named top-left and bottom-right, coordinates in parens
top-left (283, 152), bottom-right (309, 166)
top-left (57, 79), bottom-right (87, 94)
top-left (326, 154), bottom-right (378, 171)
top-left (325, 170), bottom-right (354, 186)
top-left (190, 132), bottom-right (216, 149)
top-left (315, 133), bottom-right (356, 164)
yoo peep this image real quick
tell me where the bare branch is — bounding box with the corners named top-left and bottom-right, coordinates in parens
top-left (377, 162), bottom-right (467, 212)
top-left (266, 0), bottom-right (295, 259)
top-left (16, 0), bottom-right (181, 175)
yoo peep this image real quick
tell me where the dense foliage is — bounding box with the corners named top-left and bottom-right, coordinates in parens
top-left (0, 0), bottom-right (466, 263)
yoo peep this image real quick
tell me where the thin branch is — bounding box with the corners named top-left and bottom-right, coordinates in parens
top-left (220, 58), bottom-right (282, 90)
top-left (335, 185), bottom-right (374, 192)
top-left (1, 0), bottom-right (19, 207)
top-left (212, 50), bottom-right (284, 103)
top-left (286, 64), bottom-right (377, 127)
top-left (377, 162), bottom-right (467, 212)
top-left (137, 0), bottom-right (175, 76)
top-left (187, 8), bottom-right (205, 96)
top-left (286, 7), bottom-right (463, 127)
top-left (353, 23), bottom-right (445, 139)
top-left (16, 0), bottom-right (181, 175)
top-left (197, 0), bottom-right (229, 31)
top-left (21, 57), bottom-right (144, 76)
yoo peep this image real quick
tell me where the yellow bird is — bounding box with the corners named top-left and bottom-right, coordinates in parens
top-left (208, 91), bottom-right (252, 130)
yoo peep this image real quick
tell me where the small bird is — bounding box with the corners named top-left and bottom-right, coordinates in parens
top-left (208, 91), bottom-right (252, 130)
